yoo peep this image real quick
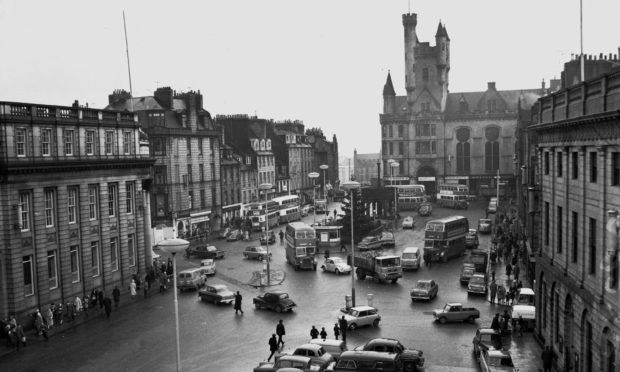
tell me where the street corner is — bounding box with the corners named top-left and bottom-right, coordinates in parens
top-left (247, 269), bottom-right (286, 288)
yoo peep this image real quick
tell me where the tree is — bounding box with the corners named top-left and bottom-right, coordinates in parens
top-left (305, 127), bottom-right (325, 140)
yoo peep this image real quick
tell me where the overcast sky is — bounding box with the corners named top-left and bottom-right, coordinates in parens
top-left (1, 0), bottom-right (618, 158)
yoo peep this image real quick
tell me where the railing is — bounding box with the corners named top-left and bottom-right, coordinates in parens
top-left (0, 101), bottom-right (136, 126)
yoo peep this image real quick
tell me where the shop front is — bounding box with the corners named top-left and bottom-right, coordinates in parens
top-left (221, 203), bottom-right (242, 228)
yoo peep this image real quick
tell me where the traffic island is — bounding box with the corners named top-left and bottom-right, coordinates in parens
top-left (248, 269), bottom-right (285, 287)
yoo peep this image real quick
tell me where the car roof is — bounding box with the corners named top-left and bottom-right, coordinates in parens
top-left (267, 290), bottom-right (286, 295)
top-left (447, 302), bottom-right (463, 306)
top-left (350, 305), bottom-right (376, 311)
top-left (518, 288), bottom-right (535, 295)
top-left (295, 344), bottom-right (323, 352)
top-left (487, 349), bottom-right (511, 358)
top-left (365, 338), bottom-right (400, 346)
top-left (208, 284), bottom-right (228, 290)
top-left (309, 339), bottom-right (345, 347)
top-left (279, 355), bottom-right (311, 363)
top-left (403, 247), bottom-right (419, 252)
top-left (479, 218), bottom-right (491, 222)
top-left (471, 273), bottom-right (486, 279)
top-left (478, 328), bottom-right (501, 335)
top-left (416, 279), bottom-right (433, 284)
top-left (339, 350), bottom-right (398, 361)
top-left (179, 267), bottom-right (206, 274)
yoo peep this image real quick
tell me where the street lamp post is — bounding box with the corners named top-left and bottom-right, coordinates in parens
top-left (259, 183), bottom-right (273, 285)
top-left (342, 180), bottom-right (360, 307)
top-left (390, 162), bottom-right (399, 227)
top-left (320, 164), bottom-right (329, 224)
top-left (156, 238), bottom-right (190, 372)
top-left (308, 172), bottom-right (319, 226)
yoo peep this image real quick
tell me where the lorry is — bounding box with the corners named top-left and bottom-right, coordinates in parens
top-left (432, 303), bottom-right (481, 324)
top-left (352, 251), bottom-right (402, 283)
top-left (466, 250), bottom-right (488, 274)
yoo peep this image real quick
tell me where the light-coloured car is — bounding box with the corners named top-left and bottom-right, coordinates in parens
top-left (478, 219), bottom-right (492, 234)
top-left (200, 258), bottom-right (216, 275)
top-left (410, 279), bottom-right (438, 301)
top-left (401, 247), bottom-right (421, 270)
top-left (198, 283), bottom-right (235, 305)
top-left (177, 267), bottom-right (208, 292)
top-left (226, 229), bottom-right (244, 241)
top-left (380, 231), bottom-right (395, 247)
top-left (338, 305), bottom-right (381, 330)
top-left (478, 348), bottom-right (516, 372)
top-left (243, 246), bottom-right (272, 261)
top-left (467, 273), bottom-right (488, 295)
top-left (321, 257), bottom-right (352, 275)
top-left (465, 229), bottom-right (479, 249)
top-left (308, 339), bottom-right (347, 360)
top-left (402, 216), bottom-right (415, 229)
top-left (357, 236), bottom-right (383, 251)
top-left (277, 343), bottom-right (335, 366)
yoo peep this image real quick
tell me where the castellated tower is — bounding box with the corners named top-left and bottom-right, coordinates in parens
top-left (402, 13), bottom-right (418, 105)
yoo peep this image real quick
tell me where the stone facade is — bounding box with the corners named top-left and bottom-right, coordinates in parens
top-left (531, 68), bottom-right (620, 372)
top-left (220, 144), bottom-right (243, 224)
top-left (0, 101), bottom-right (154, 322)
top-left (308, 134), bottom-right (339, 201)
top-left (353, 150), bottom-right (381, 187)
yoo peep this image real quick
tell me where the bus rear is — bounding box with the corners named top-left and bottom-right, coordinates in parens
top-left (285, 223), bottom-right (317, 270)
top-left (424, 217), bottom-right (468, 262)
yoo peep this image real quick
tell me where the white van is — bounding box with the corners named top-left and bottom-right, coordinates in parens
top-left (177, 267), bottom-right (208, 292)
top-left (401, 247), bottom-right (421, 271)
top-left (515, 287), bottom-right (535, 306)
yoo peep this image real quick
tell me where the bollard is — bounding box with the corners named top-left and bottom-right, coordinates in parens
top-left (367, 293), bottom-right (374, 307)
top-left (345, 295), bottom-right (352, 309)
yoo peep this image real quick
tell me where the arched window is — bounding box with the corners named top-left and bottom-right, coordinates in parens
top-left (455, 128), bottom-right (470, 172)
top-left (485, 127), bottom-right (500, 171)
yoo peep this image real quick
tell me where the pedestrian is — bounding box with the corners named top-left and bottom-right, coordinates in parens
top-left (501, 310), bottom-right (511, 333)
top-left (234, 291), bottom-right (244, 315)
top-left (276, 320), bottom-right (285, 347)
top-left (82, 295), bottom-right (89, 317)
top-left (98, 290), bottom-right (104, 309)
top-left (310, 325), bottom-right (319, 339)
top-left (505, 262), bottom-right (512, 279)
top-left (491, 270), bottom-right (495, 282)
top-left (541, 345), bottom-right (554, 372)
top-left (491, 313), bottom-right (501, 331)
top-left (489, 280), bottom-right (497, 304)
top-left (103, 295), bottom-right (112, 319)
top-left (508, 285), bottom-right (517, 305)
top-left (320, 327), bottom-right (328, 340)
top-left (267, 334), bottom-right (278, 362)
top-left (340, 241), bottom-right (346, 252)
top-left (90, 289), bottom-right (98, 308)
top-left (14, 322), bottom-right (25, 350)
top-left (333, 323), bottom-right (340, 340)
top-left (516, 280), bottom-right (523, 290)
top-left (279, 230), bottom-right (284, 245)
top-left (112, 286), bottom-right (121, 309)
top-left (143, 273), bottom-right (150, 298)
top-left (74, 295), bottom-right (83, 314)
top-left (513, 264), bottom-right (520, 282)
top-left (129, 279), bottom-right (137, 299)
top-left (516, 316), bottom-right (524, 337)
top-left (338, 316), bottom-right (348, 342)
top-left (497, 285), bottom-right (506, 305)
top-left (496, 244), bottom-right (503, 263)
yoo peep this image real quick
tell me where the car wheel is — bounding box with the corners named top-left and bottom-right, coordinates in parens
top-left (349, 323), bottom-right (357, 330)
top-left (468, 316), bottom-right (476, 324)
top-left (243, 253), bottom-right (248, 258)
top-left (403, 361), bottom-right (417, 372)
top-left (255, 302), bottom-right (261, 309)
top-left (275, 305), bottom-right (283, 313)
top-left (321, 265), bottom-right (326, 271)
top-left (439, 317), bottom-right (447, 324)
top-left (335, 269), bottom-right (340, 275)
top-left (372, 319), bottom-right (380, 327)
top-left (212, 298), bottom-right (218, 305)
top-left (258, 255), bottom-right (263, 261)
top-left (391, 278), bottom-right (398, 284)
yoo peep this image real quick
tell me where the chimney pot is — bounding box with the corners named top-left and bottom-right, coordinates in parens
top-left (487, 82), bottom-right (496, 90)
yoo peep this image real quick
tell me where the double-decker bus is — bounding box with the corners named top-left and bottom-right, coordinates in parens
top-left (246, 201), bottom-right (280, 232)
top-left (436, 184), bottom-right (469, 209)
top-left (285, 222), bottom-right (317, 270)
top-left (423, 216), bottom-right (469, 262)
top-left (271, 195), bottom-right (302, 224)
top-left (315, 199), bottom-right (327, 214)
top-left (392, 184), bottom-right (426, 211)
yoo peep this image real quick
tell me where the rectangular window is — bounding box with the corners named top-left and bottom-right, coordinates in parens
top-left (198, 138), bottom-right (203, 155)
top-left (16, 127), bottom-right (26, 156)
top-left (389, 142), bottom-right (393, 155)
top-left (431, 141), bottom-right (436, 154)
top-left (187, 164), bottom-right (192, 183)
top-left (20, 191), bottom-right (31, 231)
top-left (48, 250), bottom-right (58, 289)
top-left (200, 189), bottom-right (206, 208)
top-left (199, 164), bottom-right (204, 182)
top-left (544, 202), bottom-right (550, 245)
top-left (398, 125), bottom-right (404, 138)
top-left (154, 165), bottom-right (167, 185)
top-left (572, 152), bottom-right (578, 180)
top-left (41, 128), bottom-right (52, 156)
top-left (186, 138), bottom-right (191, 155)
top-left (91, 241), bottom-right (100, 277)
top-left (45, 189), bottom-right (55, 227)
top-left (108, 184), bottom-right (117, 217)
top-left (212, 187), bottom-right (217, 208)
top-left (431, 125), bottom-right (436, 136)
top-left (88, 185), bottom-right (98, 220)
top-left (590, 152), bottom-right (597, 182)
top-left (612, 152), bottom-right (620, 186)
top-left (70, 245), bottom-right (80, 283)
top-left (557, 152), bottom-right (563, 177)
top-left (388, 125), bottom-right (393, 137)
top-left (23, 255), bottom-right (34, 296)
top-left (570, 212), bottom-right (579, 265)
top-left (110, 237), bottom-right (119, 272)
top-left (398, 142), bottom-right (404, 155)
top-left (126, 182), bottom-right (134, 214)
top-left (211, 162), bottom-right (216, 180)
top-left (589, 218), bottom-right (596, 275)
top-left (382, 142), bottom-right (387, 156)
top-left (64, 129), bottom-right (74, 156)
top-left (105, 130), bottom-right (114, 155)
top-left (557, 206), bottom-right (563, 254)
top-left (123, 131), bottom-right (132, 155)
top-left (86, 130), bottom-right (95, 155)
top-left (544, 152), bottom-right (549, 175)
top-left (68, 188), bottom-right (78, 224)
top-left (128, 234), bottom-right (136, 267)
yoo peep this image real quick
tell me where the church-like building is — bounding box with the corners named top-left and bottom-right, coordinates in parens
top-left (380, 12), bottom-right (546, 197)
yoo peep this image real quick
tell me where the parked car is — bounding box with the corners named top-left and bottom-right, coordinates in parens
top-left (354, 338), bottom-right (424, 372)
top-left (321, 257), bottom-right (352, 275)
top-left (465, 229), bottom-right (479, 249)
top-left (253, 355), bottom-right (321, 372)
top-left (472, 328), bottom-right (507, 357)
top-left (467, 273), bottom-right (488, 295)
top-left (487, 200), bottom-right (498, 214)
top-left (357, 236), bottom-right (383, 251)
top-left (277, 343), bottom-right (335, 366)
top-left (226, 229), bottom-right (244, 241)
top-left (410, 279), bottom-right (438, 301)
top-left (260, 231), bottom-right (276, 245)
top-left (478, 219), bottom-right (493, 234)
top-left (198, 283), bottom-right (235, 305)
top-left (338, 305), bottom-right (381, 330)
top-left (478, 348), bottom-right (516, 372)
top-left (402, 216), bottom-right (415, 229)
top-left (218, 227), bottom-right (231, 239)
top-left (329, 351), bottom-right (401, 372)
top-left (380, 231), bottom-right (395, 247)
top-left (418, 202), bottom-right (432, 217)
top-left (253, 290), bottom-right (297, 313)
top-left (177, 267), bottom-right (208, 292)
top-left (401, 247), bottom-right (421, 271)
top-left (186, 245), bottom-right (225, 259)
top-left (459, 263), bottom-right (476, 284)
top-left (432, 303), bottom-right (480, 324)
top-left (308, 339), bottom-right (347, 361)
top-left (243, 246), bottom-right (272, 261)
top-left (200, 258), bottom-right (216, 275)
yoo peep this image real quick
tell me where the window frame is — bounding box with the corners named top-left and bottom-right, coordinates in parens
top-left (23, 255), bottom-right (34, 296)
top-left (105, 130), bottom-right (114, 155)
top-left (110, 237), bottom-right (119, 272)
top-left (64, 129), bottom-right (74, 156)
top-left (48, 250), bottom-right (58, 289)
top-left (45, 189), bottom-right (55, 227)
top-left (70, 245), bottom-right (80, 283)
top-left (108, 183), bottom-right (118, 217)
top-left (15, 127), bottom-right (26, 157)
top-left (128, 234), bottom-right (136, 267)
top-left (20, 191), bottom-right (31, 231)
top-left (126, 182), bottom-right (134, 214)
top-left (590, 152), bottom-right (597, 183)
top-left (86, 129), bottom-right (95, 155)
top-left (68, 187), bottom-right (78, 224)
top-left (91, 241), bottom-right (100, 277)
top-left (88, 185), bottom-right (98, 220)
top-left (123, 131), bottom-right (132, 155)
top-left (589, 217), bottom-right (596, 275)
top-left (41, 128), bottom-right (52, 157)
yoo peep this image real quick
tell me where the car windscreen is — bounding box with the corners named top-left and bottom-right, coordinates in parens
top-left (402, 253), bottom-right (417, 259)
top-left (470, 277), bottom-right (485, 284)
top-left (416, 282), bottom-right (430, 289)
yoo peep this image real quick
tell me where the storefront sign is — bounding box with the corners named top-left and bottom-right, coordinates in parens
top-left (418, 177), bottom-right (436, 181)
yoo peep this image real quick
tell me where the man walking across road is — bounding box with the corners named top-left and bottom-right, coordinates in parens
top-left (103, 295), bottom-right (112, 319)
top-left (278, 230), bottom-right (284, 245)
top-left (234, 291), bottom-right (244, 315)
top-left (338, 316), bottom-right (348, 342)
top-left (267, 334), bottom-right (278, 362)
top-left (276, 320), bottom-right (285, 347)
top-left (310, 325), bottom-right (319, 339)
top-left (333, 323), bottom-right (340, 340)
